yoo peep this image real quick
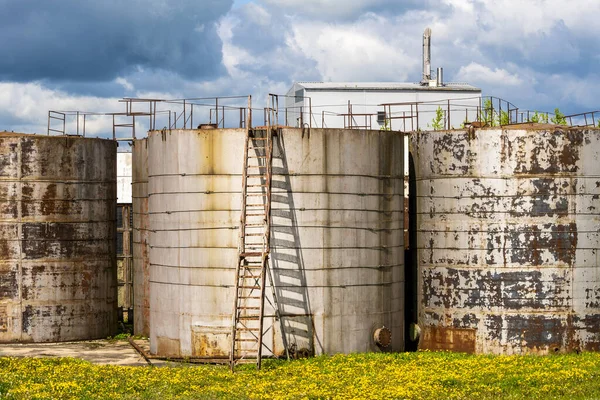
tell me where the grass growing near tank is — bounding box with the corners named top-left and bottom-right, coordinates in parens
top-left (1, 351), bottom-right (600, 399)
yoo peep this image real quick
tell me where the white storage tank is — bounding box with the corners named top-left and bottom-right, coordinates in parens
top-left (145, 128), bottom-right (404, 358)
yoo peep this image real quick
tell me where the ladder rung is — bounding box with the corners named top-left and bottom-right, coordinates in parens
top-left (238, 295), bottom-right (261, 299)
top-left (238, 285), bottom-right (261, 289)
top-left (245, 233), bottom-right (264, 237)
top-left (240, 252), bottom-right (263, 257)
top-left (236, 328), bottom-right (260, 331)
top-left (234, 359), bottom-right (259, 364)
top-left (248, 155), bottom-right (267, 159)
top-left (246, 193), bottom-right (267, 197)
top-left (235, 338), bottom-right (259, 342)
top-left (238, 306), bottom-right (260, 310)
top-left (244, 222), bottom-right (265, 226)
top-left (247, 184), bottom-right (268, 187)
top-left (238, 316), bottom-right (260, 320)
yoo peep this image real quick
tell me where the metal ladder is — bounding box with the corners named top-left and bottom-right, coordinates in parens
top-left (230, 113), bottom-right (275, 371)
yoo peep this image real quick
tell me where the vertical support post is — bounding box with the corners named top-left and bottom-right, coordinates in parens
top-left (248, 95), bottom-right (252, 129)
top-left (77, 111), bottom-right (80, 136)
top-left (112, 114), bottom-right (116, 140)
top-left (415, 103), bottom-right (419, 131)
top-left (83, 115), bottom-right (86, 137)
top-left (309, 97), bottom-right (312, 129)
top-left (47, 111), bottom-right (51, 136)
top-left (133, 115), bottom-right (136, 140)
top-left (216, 98), bottom-right (219, 128)
top-left (447, 99), bottom-right (451, 130)
top-left (183, 100), bottom-right (187, 129)
top-left (153, 101), bottom-right (157, 131)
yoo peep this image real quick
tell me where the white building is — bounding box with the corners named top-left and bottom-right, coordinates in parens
top-left (284, 28), bottom-right (482, 131)
top-left (285, 82), bottom-right (481, 131)
top-left (117, 152), bottom-right (132, 204)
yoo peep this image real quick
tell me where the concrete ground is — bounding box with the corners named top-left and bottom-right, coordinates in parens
top-left (0, 339), bottom-right (162, 366)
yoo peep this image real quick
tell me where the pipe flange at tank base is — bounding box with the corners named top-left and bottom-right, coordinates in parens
top-left (373, 326), bottom-right (392, 348)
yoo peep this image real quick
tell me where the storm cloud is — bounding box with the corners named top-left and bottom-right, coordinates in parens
top-left (0, 0), bottom-right (232, 82)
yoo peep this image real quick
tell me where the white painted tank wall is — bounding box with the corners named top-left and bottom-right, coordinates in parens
top-left (146, 128), bottom-right (404, 358)
top-left (117, 152), bottom-right (132, 204)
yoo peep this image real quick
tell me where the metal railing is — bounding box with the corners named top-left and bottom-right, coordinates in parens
top-left (47, 94), bottom-right (600, 138)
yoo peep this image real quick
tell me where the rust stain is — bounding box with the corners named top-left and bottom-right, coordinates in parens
top-left (156, 336), bottom-right (181, 358)
top-left (419, 326), bottom-right (476, 353)
top-left (0, 134), bottom-right (117, 343)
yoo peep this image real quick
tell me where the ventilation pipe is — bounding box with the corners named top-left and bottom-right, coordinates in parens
top-left (421, 27), bottom-right (432, 85)
top-left (436, 67), bottom-right (444, 87)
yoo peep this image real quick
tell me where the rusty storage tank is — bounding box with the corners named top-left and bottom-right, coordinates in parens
top-left (132, 139), bottom-right (150, 336)
top-left (411, 126), bottom-right (600, 354)
top-left (0, 132), bottom-right (117, 342)
top-left (146, 128), bottom-right (404, 358)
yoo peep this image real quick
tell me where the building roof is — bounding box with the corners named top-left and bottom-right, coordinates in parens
top-left (295, 82), bottom-right (481, 92)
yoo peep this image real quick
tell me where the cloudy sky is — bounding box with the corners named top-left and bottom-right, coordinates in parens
top-left (1, 0), bottom-right (598, 135)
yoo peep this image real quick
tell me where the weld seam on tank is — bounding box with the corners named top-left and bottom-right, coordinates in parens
top-left (414, 175), bottom-right (600, 181)
top-left (0, 179), bottom-right (118, 184)
top-left (148, 226), bottom-right (403, 233)
top-left (147, 173), bottom-right (402, 179)
top-left (148, 281), bottom-right (401, 288)
top-left (149, 245), bottom-right (404, 250)
top-left (147, 209), bottom-right (404, 214)
top-left (0, 198), bottom-right (116, 202)
top-left (150, 263), bottom-right (402, 270)
top-left (149, 191), bottom-right (403, 196)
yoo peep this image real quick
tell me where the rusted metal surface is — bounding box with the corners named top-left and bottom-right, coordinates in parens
top-left (0, 132), bottom-right (117, 342)
top-left (132, 139), bottom-right (150, 336)
top-left (411, 126), bottom-right (600, 354)
top-left (146, 128), bottom-right (404, 358)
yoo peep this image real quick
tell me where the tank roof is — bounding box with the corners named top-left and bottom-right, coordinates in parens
top-left (295, 82), bottom-right (481, 92)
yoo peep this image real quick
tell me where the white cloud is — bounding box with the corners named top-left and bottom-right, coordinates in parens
top-left (456, 62), bottom-right (522, 86)
top-left (0, 82), bottom-right (121, 136)
top-left (289, 19), bottom-right (419, 81)
top-left (115, 77), bottom-right (134, 91)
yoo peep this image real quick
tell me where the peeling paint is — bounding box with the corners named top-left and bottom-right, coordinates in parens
top-left (412, 127), bottom-right (600, 354)
top-left (0, 133), bottom-right (117, 343)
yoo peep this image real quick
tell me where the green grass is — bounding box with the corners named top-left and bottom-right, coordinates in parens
top-left (1, 352), bottom-right (599, 399)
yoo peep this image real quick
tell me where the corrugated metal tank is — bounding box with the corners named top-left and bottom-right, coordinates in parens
top-left (146, 128), bottom-right (404, 357)
top-left (0, 132), bottom-right (117, 342)
top-left (411, 126), bottom-right (600, 354)
top-left (132, 139), bottom-right (150, 336)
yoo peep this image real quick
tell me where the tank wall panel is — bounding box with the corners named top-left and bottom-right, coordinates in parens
top-left (412, 127), bottom-right (600, 354)
top-left (0, 134), bottom-right (117, 343)
top-left (132, 139), bottom-right (150, 336)
top-left (147, 128), bottom-right (404, 357)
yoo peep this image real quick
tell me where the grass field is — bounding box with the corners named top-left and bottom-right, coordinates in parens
top-left (1, 351), bottom-right (600, 399)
